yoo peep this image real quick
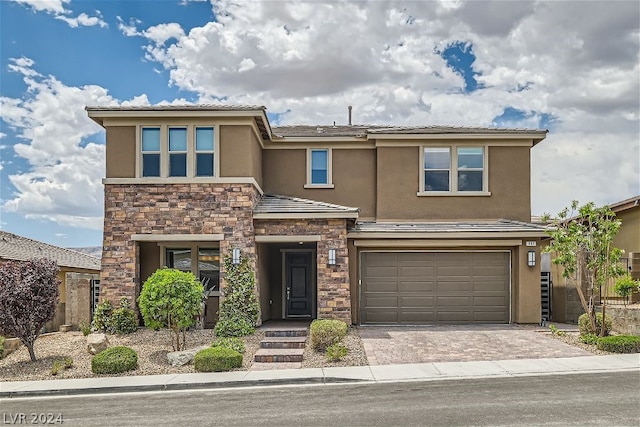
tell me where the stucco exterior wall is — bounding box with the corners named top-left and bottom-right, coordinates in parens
top-left (220, 125), bottom-right (263, 186)
top-left (105, 126), bottom-right (136, 178)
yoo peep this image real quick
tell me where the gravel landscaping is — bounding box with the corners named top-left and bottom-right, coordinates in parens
top-left (548, 331), bottom-right (615, 355)
top-left (301, 327), bottom-right (368, 368)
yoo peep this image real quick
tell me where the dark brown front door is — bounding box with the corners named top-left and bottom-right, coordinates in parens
top-left (285, 252), bottom-right (313, 318)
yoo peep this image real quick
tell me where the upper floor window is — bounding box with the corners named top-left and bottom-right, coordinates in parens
top-left (305, 148), bottom-right (334, 188)
top-left (141, 127), bottom-right (161, 177)
top-left (420, 146), bottom-right (487, 195)
top-left (138, 125), bottom-right (217, 178)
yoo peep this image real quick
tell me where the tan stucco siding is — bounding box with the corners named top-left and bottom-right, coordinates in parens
top-left (512, 241), bottom-right (542, 323)
top-left (220, 125), bottom-right (257, 179)
top-left (614, 207), bottom-right (640, 255)
top-left (105, 126), bottom-right (136, 178)
top-left (375, 146), bottom-right (531, 221)
top-left (263, 148), bottom-right (376, 218)
top-left (251, 130), bottom-right (263, 188)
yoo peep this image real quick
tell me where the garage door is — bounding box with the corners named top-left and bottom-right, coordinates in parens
top-left (361, 252), bottom-right (510, 324)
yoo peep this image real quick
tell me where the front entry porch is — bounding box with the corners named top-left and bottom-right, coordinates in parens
top-left (257, 242), bottom-right (317, 322)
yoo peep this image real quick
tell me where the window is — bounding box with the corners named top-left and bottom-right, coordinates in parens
top-left (165, 247), bottom-right (220, 294)
top-left (420, 146), bottom-right (487, 195)
top-left (306, 148), bottom-right (333, 188)
top-left (169, 127), bottom-right (187, 177)
top-left (457, 147), bottom-right (483, 191)
top-left (141, 127), bottom-right (161, 177)
top-left (138, 125), bottom-right (217, 178)
top-left (195, 127), bottom-right (214, 177)
top-left (424, 147), bottom-right (451, 191)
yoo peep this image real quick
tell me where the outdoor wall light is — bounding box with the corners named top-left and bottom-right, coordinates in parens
top-left (527, 250), bottom-right (536, 267)
top-left (328, 249), bottom-right (337, 265)
top-left (232, 248), bottom-right (241, 265)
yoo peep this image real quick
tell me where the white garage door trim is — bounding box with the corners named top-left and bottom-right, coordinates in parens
top-left (359, 250), bottom-right (512, 324)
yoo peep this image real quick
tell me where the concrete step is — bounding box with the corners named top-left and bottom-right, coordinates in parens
top-left (254, 348), bottom-right (305, 363)
top-left (260, 336), bottom-right (307, 349)
top-left (264, 329), bottom-right (307, 338)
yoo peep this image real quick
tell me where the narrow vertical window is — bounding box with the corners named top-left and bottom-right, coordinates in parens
top-left (310, 149), bottom-right (328, 185)
top-left (457, 147), bottom-right (484, 191)
top-left (195, 127), bottom-right (214, 177)
top-left (168, 127), bottom-right (187, 177)
top-left (423, 147), bottom-right (451, 191)
top-left (141, 127), bottom-right (161, 177)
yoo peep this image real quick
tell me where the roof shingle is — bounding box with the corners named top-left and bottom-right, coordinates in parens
top-left (0, 231), bottom-right (101, 271)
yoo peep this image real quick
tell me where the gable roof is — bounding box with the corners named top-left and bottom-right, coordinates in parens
top-left (608, 195), bottom-right (640, 213)
top-left (254, 194), bottom-right (359, 219)
top-left (0, 231), bottom-right (101, 271)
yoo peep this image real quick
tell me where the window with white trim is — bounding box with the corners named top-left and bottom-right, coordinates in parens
top-left (138, 125), bottom-right (216, 178)
top-left (305, 148), bottom-right (333, 188)
top-left (421, 146), bottom-right (487, 194)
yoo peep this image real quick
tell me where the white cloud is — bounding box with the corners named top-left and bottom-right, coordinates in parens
top-left (11, 0), bottom-right (107, 29)
top-left (131, 0), bottom-right (638, 214)
top-left (117, 16), bottom-right (142, 37)
top-left (1, 58), bottom-right (136, 230)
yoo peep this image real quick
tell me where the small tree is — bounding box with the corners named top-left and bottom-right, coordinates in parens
top-left (544, 201), bottom-right (624, 337)
top-left (614, 275), bottom-right (640, 305)
top-left (138, 268), bottom-right (204, 351)
top-left (0, 258), bottom-right (60, 361)
top-left (214, 253), bottom-right (260, 337)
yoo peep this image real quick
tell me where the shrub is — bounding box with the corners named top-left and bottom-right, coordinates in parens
top-left (310, 319), bottom-right (348, 351)
top-left (138, 268), bottom-right (204, 351)
top-left (326, 343), bottom-right (348, 362)
top-left (614, 275), bottom-right (640, 304)
top-left (194, 347), bottom-right (242, 372)
top-left (91, 346), bottom-right (138, 374)
top-left (214, 254), bottom-right (260, 338)
top-left (596, 335), bottom-right (640, 353)
top-left (79, 321), bottom-right (91, 336)
top-left (50, 357), bottom-right (73, 376)
top-left (92, 300), bottom-right (114, 333)
top-left (0, 258), bottom-right (60, 361)
top-left (111, 298), bottom-right (138, 335)
top-left (580, 333), bottom-right (599, 345)
top-left (0, 335), bottom-right (5, 359)
top-left (578, 312), bottom-right (612, 336)
top-left (212, 337), bottom-right (245, 354)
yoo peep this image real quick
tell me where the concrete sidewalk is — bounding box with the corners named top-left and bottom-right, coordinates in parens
top-left (1, 354), bottom-right (638, 398)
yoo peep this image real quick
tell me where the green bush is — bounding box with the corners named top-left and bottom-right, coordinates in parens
top-left (326, 343), bottom-right (348, 362)
top-left (578, 312), bottom-right (612, 336)
top-left (596, 336), bottom-right (640, 353)
top-left (79, 321), bottom-right (91, 336)
top-left (214, 254), bottom-right (260, 338)
top-left (194, 347), bottom-right (242, 372)
top-left (138, 268), bottom-right (204, 351)
top-left (580, 333), bottom-right (599, 345)
top-left (91, 346), bottom-right (138, 374)
top-left (111, 298), bottom-right (138, 335)
top-left (92, 300), bottom-right (114, 333)
top-left (0, 335), bottom-right (5, 359)
top-left (50, 357), bottom-right (73, 376)
top-left (309, 319), bottom-right (348, 351)
top-left (212, 337), bottom-right (245, 354)
top-left (614, 275), bottom-right (640, 302)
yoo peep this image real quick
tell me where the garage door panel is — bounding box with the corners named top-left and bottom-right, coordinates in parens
top-left (361, 251), bottom-right (509, 324)
top-left (400, 296), bottom-right (435, 307)
top-left (401, 311), bottom-right (436, 323)
top-left (400, 280), bottom-right (435, 292)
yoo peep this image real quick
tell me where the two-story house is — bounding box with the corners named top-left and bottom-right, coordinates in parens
top-left (86, 105), bottom-right (548, 326)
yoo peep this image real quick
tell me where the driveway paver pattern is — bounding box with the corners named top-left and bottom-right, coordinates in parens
top-left (358, 324), bottom-right (592, 365)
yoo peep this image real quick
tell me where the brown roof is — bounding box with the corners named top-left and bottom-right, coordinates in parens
top-left (349, 219), bottom-right (548, 234)
top-left (0, 231), bottom-right (101, 271)
top-left (85, 104), bottom-right (266, 112)
top-left (254, 194), bottom-right (359, 218)
top-left (608, 195), bottom-right (640, 213)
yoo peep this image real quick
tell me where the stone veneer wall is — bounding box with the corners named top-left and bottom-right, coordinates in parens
top-left (253, 218), bottom-right (351, 322)
top-left (101, 183), bottom-right (260, 309)
top-left (598, 306), bottom-right (640, 336)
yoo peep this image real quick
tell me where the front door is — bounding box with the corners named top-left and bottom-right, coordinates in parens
top-left (285, 252), bottom-right (313, 318)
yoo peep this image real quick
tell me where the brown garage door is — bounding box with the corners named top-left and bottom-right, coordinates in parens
top-left (361, 252), bottom-right (510, 324)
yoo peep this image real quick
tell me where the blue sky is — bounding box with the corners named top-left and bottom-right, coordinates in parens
top-left (1, 0), bottom-right (639, 249)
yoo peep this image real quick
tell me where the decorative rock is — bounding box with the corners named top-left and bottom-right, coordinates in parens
top-left (87, 333), bottom-right (109, 355)
top-left (167, 345), bottom-right (209, 367)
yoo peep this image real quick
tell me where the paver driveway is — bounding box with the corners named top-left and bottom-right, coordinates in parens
top-left (358, 324), bottom-right (592, 365)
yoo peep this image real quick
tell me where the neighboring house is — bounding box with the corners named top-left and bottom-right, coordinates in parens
top-left (0, 231), bottom-right (101, 331)
top-left (548, 195), bottom-right (640, 322)
top-left (86, 105), bottom-right (548, 326)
